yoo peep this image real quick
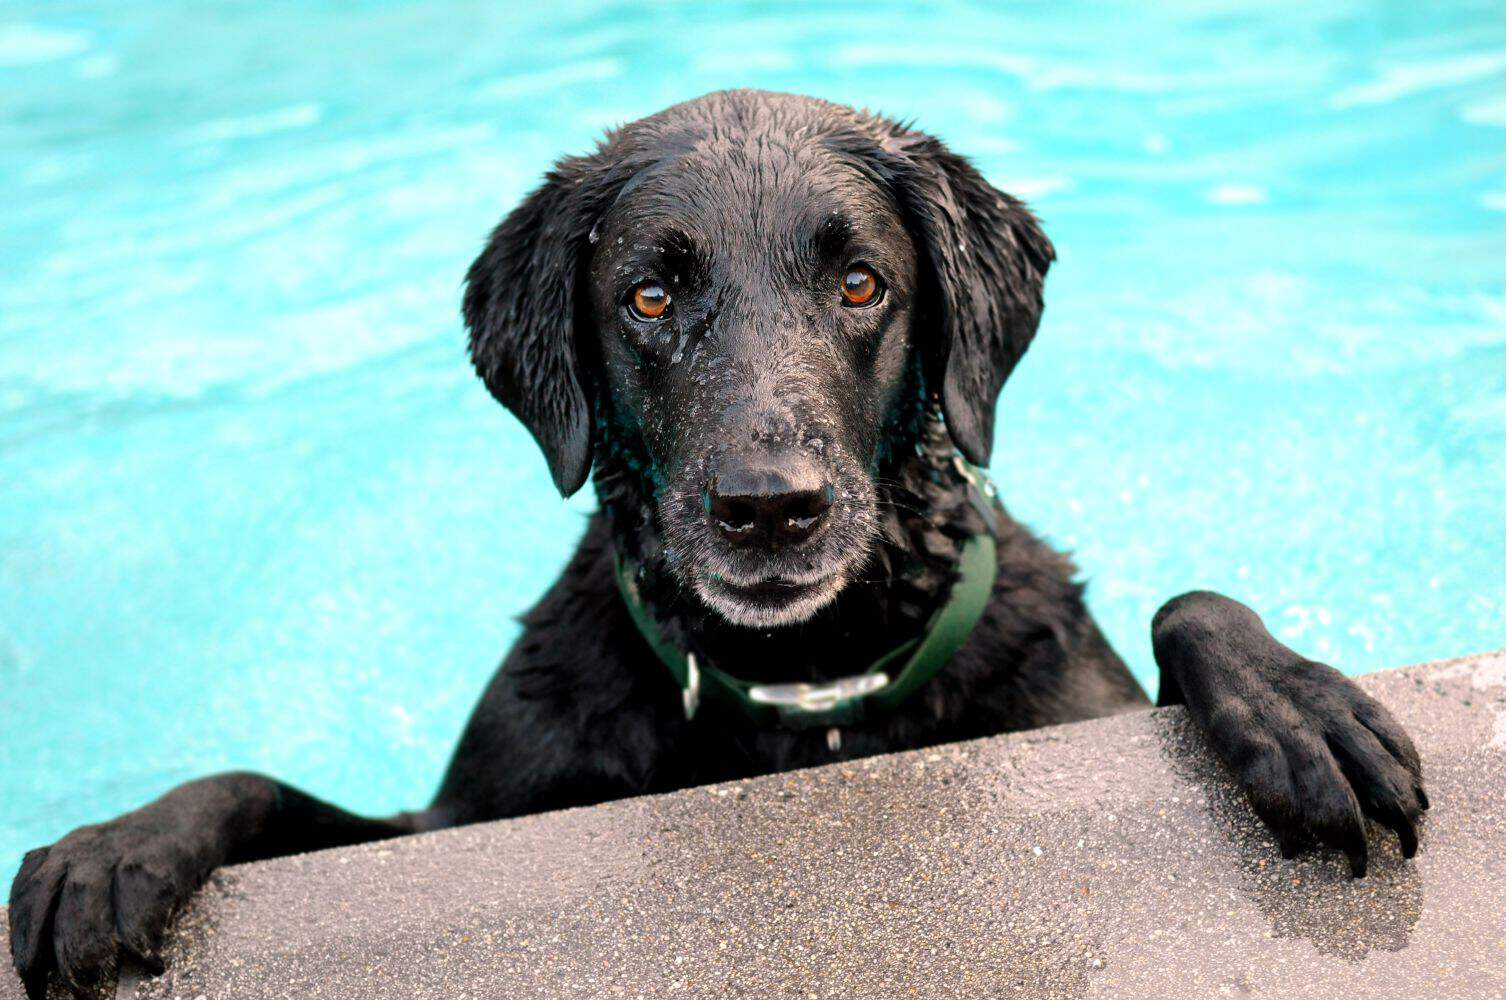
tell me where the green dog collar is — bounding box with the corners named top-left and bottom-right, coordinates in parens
top-left (614, 460), bottom-right (1001, 730)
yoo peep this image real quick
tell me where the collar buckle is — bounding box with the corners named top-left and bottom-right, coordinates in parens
top-left (747, 672), bottom-right (891, 714)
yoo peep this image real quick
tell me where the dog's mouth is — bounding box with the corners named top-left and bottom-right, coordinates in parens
top-left (709, 573), bottom-right (831, 605)
top-left (695, 569), bottom-right (848, 628)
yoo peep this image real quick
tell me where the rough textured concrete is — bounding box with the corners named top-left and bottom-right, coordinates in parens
top-left (4, 651), bottom-right (1505, 999)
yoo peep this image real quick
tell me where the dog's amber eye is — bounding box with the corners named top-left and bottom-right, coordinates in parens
top-left (630, 282), bottom-right (671, 321)
top-left (840, 265), bottom-right (880, 307)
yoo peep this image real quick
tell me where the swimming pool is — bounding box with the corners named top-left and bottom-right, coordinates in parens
top-left (2, 1), bottom-right (1503, 886)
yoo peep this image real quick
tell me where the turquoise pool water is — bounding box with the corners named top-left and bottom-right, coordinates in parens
top-left (2, 2), bottom-right (1503, 884)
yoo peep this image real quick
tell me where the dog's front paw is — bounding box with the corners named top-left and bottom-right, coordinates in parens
top-left (8, 817), bottom-right (208, 999)
top-left (1204, 658), bottom-right (1428, 877)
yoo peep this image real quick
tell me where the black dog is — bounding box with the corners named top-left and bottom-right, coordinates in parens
top-left (8, 90), bottom-right (1428, 998)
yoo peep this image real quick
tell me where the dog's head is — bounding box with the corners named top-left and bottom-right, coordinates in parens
top-left (465, 91), bottom-right (1052, 628)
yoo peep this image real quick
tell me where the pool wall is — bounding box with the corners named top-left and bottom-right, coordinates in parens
top-left (4, 649), bottom-right (1502, 998)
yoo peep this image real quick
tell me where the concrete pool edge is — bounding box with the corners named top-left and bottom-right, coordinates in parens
top-left (2, 649), bottom-right (1503, 999)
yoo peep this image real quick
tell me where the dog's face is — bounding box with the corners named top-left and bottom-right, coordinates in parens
top-left (465, 91), bottom-right (1053, 628)
top-left (581, 140), bottom-right (919, 626)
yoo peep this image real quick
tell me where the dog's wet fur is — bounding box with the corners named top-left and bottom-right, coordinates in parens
top-left (10, 91), bottom-right (1428, 998)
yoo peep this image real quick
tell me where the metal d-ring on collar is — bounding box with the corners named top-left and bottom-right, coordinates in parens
top-left (613, 456), bottom-right (1002, 730)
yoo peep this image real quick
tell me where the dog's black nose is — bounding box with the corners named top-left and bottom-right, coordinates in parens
top-left (706, 462), bottom-right (833, 550)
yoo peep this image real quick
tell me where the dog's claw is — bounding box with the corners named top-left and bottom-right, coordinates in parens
top-left (1391, 811), bottom-right (1420, 859)
top-left (1276, 830), bottom-right (1303, 860)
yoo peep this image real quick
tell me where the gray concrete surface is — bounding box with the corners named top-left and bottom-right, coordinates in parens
top-left (5, 650), bottom-right (1505, 999)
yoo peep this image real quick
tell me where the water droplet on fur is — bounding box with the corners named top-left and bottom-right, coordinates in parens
top-left (588, 222), bottom-right (600, 244)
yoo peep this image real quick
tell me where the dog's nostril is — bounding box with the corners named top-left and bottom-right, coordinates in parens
top-left (770, 486), bottom-right (832, 547)
top-left (705, 485), bottom-right (756, 536)
top-left (715, 498), bottom-right (758, 533)
top-left (782, 489), bottom-right (832, 527)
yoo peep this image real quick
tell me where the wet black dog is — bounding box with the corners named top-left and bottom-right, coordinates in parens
top-left (9, 90), bottom-right (1428, 998)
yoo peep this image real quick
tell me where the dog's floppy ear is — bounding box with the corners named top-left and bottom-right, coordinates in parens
top-left (879, 129), bottom-right (1055, 466)
top-left (464, 155), bottom-right (613, 497)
